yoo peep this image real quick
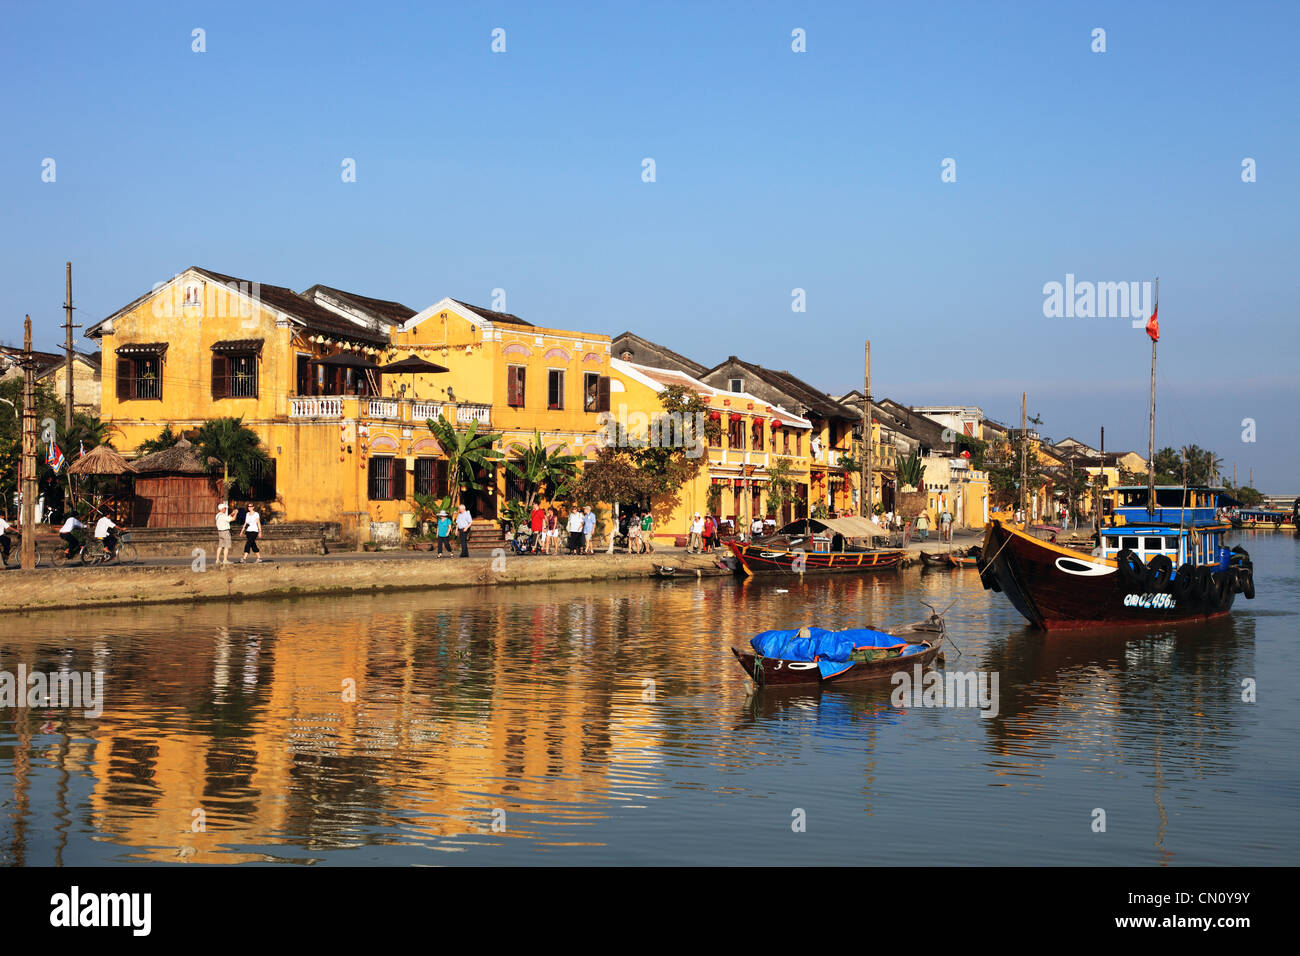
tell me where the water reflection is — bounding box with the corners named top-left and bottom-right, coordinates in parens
top-left (0, 533), bottom-right (1293, 865)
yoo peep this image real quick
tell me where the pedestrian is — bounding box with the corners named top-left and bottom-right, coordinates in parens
top-left (456, 503), bottom-right (473, 557)
top-left (703, 514), bottom-right (715, 553)
top-left (640, 510), bottom-right (654, 553)
top-left (751, 515), bottom-right (764, 539)
top-left (916, 511), bottom-right (929, 541)
top-left (530, 502), bottom-right (545, 552)
top-left (436, 509), bottom-right (453, 556)
top-left (240, 503), bottom-right (263, 562)
top-left (567, 507), bottom-right (584, 554)
top-left (582, 505), bottom-right (596, 554)
top-left (215, 503), bottom-right (232, 566)
top-left (940, 509), bottom-right (952, 542)
top-left (689, 512), bottom-right (704, 553)
top-left (626, 511), bottom-right (640, 553)
top-left (546, 507), bottom-right (559, 555)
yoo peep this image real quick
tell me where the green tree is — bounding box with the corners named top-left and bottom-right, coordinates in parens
top-left (425, 415), bottom-right (503, 509)
top-left (631, 384), bottom-right (709, 497)
top-left (505, 430), bottom-right (582, 512)
top-left (138, 424), bottom-right (181, 455)
top-left (196, 416), bottom-right (271, 498)
top-left (898, 448), bottom-right (926, 488)
top-left (569, 446), bottom-right (652, 508)
top-left (1152, 447), bottom-right (1182, 484)
top-left (765, 456), bottom-right (798, 518)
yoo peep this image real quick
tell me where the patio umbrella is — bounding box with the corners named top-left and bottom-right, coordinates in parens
top-left (380, 355), bottom-right (449, 374)
top-left (381, 354), bottom-right (449, 399)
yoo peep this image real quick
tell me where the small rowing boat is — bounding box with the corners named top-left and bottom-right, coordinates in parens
top-left (731, 615), bottom-right (946, 687)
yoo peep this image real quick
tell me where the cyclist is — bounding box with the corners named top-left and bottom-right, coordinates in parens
top-left (59, 514), bottom-right (87, 559)
top-left (93, 511), bottom-right (119, 562)
top-left (0, 512), bottom-right (12, 566)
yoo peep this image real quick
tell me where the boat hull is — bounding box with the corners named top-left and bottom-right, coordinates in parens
top-left (727, 541), bottom-right (906, 576)
top-left (731, 641), bottom-right (942, 687)
top-left (978, 520), bottom-right (1240, 631)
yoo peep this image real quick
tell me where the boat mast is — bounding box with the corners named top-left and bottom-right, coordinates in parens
top-left (1020, 391), bottom-right (1028, 526)
top-left (1147, 277), bottom-right (1158, 519)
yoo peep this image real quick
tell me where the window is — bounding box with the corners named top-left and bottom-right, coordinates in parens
top-left (507, 365), bottom-right (526, 407)
top-left (212, 352), bottom-right (259, 399)
top-left (248, 458), bottom-right (276, 500)
top-left (414, 457), bottom-right (446, 497)
top-left (783, 429), bottom-right (790, 454)
top-left (583, 373), bottom-right (611, 413)
top-left (795, 432), bottom-right (802, 456)
top-left (1121, 536), bottom-right (1139, 550)
top-left (548, 369), bottom-right (565, 410)
top-left (729, 378), bottom-right (743, 392)
top-left (728, 416), bottom-right (745, 449)
top-left (368, 456), bottom-right (405, 501)
top-left (296, 354), bottom-right (311, 395)
top-left (752, 420), bottom-right (764, 451)
top-left (116, 352), bottom-right (163, 400)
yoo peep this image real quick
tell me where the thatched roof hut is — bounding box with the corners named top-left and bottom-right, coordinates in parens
top-left (68, 444), bottom-right (134, 476)
top-left (130, 438), bottom-right (223, 528)
top-left (130, 437), bottom-right (213, 475)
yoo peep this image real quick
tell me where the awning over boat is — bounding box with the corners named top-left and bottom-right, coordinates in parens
top-left (776, 516), bottom-right (880, 538)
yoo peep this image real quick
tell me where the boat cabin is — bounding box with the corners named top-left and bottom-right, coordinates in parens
top-left (1111, 485), bottom-right (1238, 525)
top-left (1095, 523), bottom-right (1228, 568)
top-left (1236, 509), bottom-right (1288, 527)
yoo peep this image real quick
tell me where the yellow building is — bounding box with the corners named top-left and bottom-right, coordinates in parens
top-left (608, 359), bottom-right (814, 541)
top-left (87, 268), bottom-right (613, 543)
top-left (36, 352), bottom-right (102, 417)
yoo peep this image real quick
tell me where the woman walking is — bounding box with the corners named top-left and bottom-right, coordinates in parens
top-left (240, 503), bottom-right (263, 563)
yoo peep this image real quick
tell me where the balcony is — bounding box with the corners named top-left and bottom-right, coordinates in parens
top-left (289, 395), bottom-right (492, 426)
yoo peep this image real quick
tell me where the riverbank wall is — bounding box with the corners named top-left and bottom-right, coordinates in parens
top-left (1, 551), bottom-right (726, 615)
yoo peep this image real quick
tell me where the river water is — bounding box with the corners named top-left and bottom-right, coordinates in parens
top-left (2, 533), bottom-right (1295, 866)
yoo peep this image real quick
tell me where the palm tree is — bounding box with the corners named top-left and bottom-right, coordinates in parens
top-left (137, 424), bottom-right (181, 455)
top-left (426, 415), bottom-right (502, 509)
top-left (196, 416), bottom-right (271, 498)
top-left (505, 431), bottom-right (581, 512)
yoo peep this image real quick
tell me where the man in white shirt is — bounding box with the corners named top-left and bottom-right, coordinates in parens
top-left (751, 517), bottom-right (764, 538)
top-left (0, 513), bottom-right (12, 566)
top-left (240, 504), bottom-right (263, 563)
top-left (93, 512), bottom-right (119, 560)
top-left (215, 502), bottom-right (233, 566)
top-left (566, 508), bottom-right (584, 554)
top-left (689, 513), bottom-right (704, 553)
top-left (59, 515), bottom-right (86, 558)
top-left (456, 504), bottom-right (473, 557)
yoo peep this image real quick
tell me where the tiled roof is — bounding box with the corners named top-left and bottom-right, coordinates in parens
top-left (195, 269), bottom-right (388, 345)
top-left (611, 332), bottom-right (709, 376)
top-left (708, 356), bottom-right (860, 421)
top-left (450, 299), bottom-right (533, 327)
top-left (304, 285), bottom-right (416, 325)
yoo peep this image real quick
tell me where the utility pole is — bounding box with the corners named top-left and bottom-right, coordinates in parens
top-left (862, 339), bottom-right (873, 522)
top-left (1146, 277), bottom-right (1159, 518)
top-left (62, 262), bottom-right (78, 430)
top-left (1097, 425), bottom-right (1105, 529)
top-left (21, 316), bottom-right (37, 570)
top-left (1020, 391), bottom-right (1028, 526)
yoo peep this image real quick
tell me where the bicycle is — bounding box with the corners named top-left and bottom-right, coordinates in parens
top-left (86, 531), bottom-right (138, 566)
top-left (1, 532), bottom-right (45, 569)
top-left (52, 537), bottom-right (89, 567)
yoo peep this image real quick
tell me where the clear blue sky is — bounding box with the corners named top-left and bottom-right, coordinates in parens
top-left (3, 1), bottom-right (1296, 489)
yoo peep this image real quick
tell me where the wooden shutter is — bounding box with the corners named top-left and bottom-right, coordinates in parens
top-left (116, 357), bottom-right (134, 401)
top-left (508, 366), bottom-right (525, 406)
top-left (392, 457), bottom-right (406, 500)
top-left (435, 458), bottom-right (448, 497)
top-left (211, 354), bottom-right (230, 400)
top-left (596, 375), bottom-right (611, 413)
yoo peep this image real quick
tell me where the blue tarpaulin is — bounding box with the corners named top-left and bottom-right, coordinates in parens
top-left (751, 627), bottom-right (925, 679)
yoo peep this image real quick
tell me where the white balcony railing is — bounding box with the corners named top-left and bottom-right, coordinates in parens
top-left (289, 396), bottom-right (343, 418)
top-left (288, 396), bottom-right (490, 427)
top-left (455, 403), bottom-right (492, 426)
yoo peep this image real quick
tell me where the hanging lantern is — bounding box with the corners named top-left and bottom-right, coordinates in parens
top-left (771, 419), bottom-right (782, 428)
top-left (709, 410), bottom-right (721, 420)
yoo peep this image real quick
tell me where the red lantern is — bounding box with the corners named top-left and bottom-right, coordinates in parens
top-left (962, 450), bottom-right (971, 459)
top-left (771, 419), bottom-right (782, 428)
top-left (709, 410), bottom-right (721, 420)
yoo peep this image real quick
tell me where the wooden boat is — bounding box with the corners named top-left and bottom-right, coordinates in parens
top-left (919, 550), bottom-right (950, 568)
top-left (921, 546), bottom-right (981, 569)
top-left (727, 516), bottom-right (905, 577)
top-left (651, 564), bottom-right (679, 578)
top-left (731, 618), bottom-right (946, 687)
top-left (978, 512), bottom-right (1254, 631)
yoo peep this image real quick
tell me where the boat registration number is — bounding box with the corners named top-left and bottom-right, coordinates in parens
top-left (1123, 592), bottom-right (1177, 609)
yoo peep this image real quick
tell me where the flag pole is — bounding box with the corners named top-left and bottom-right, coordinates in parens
top-left (1146, 277), bottom-right (1159, 518)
